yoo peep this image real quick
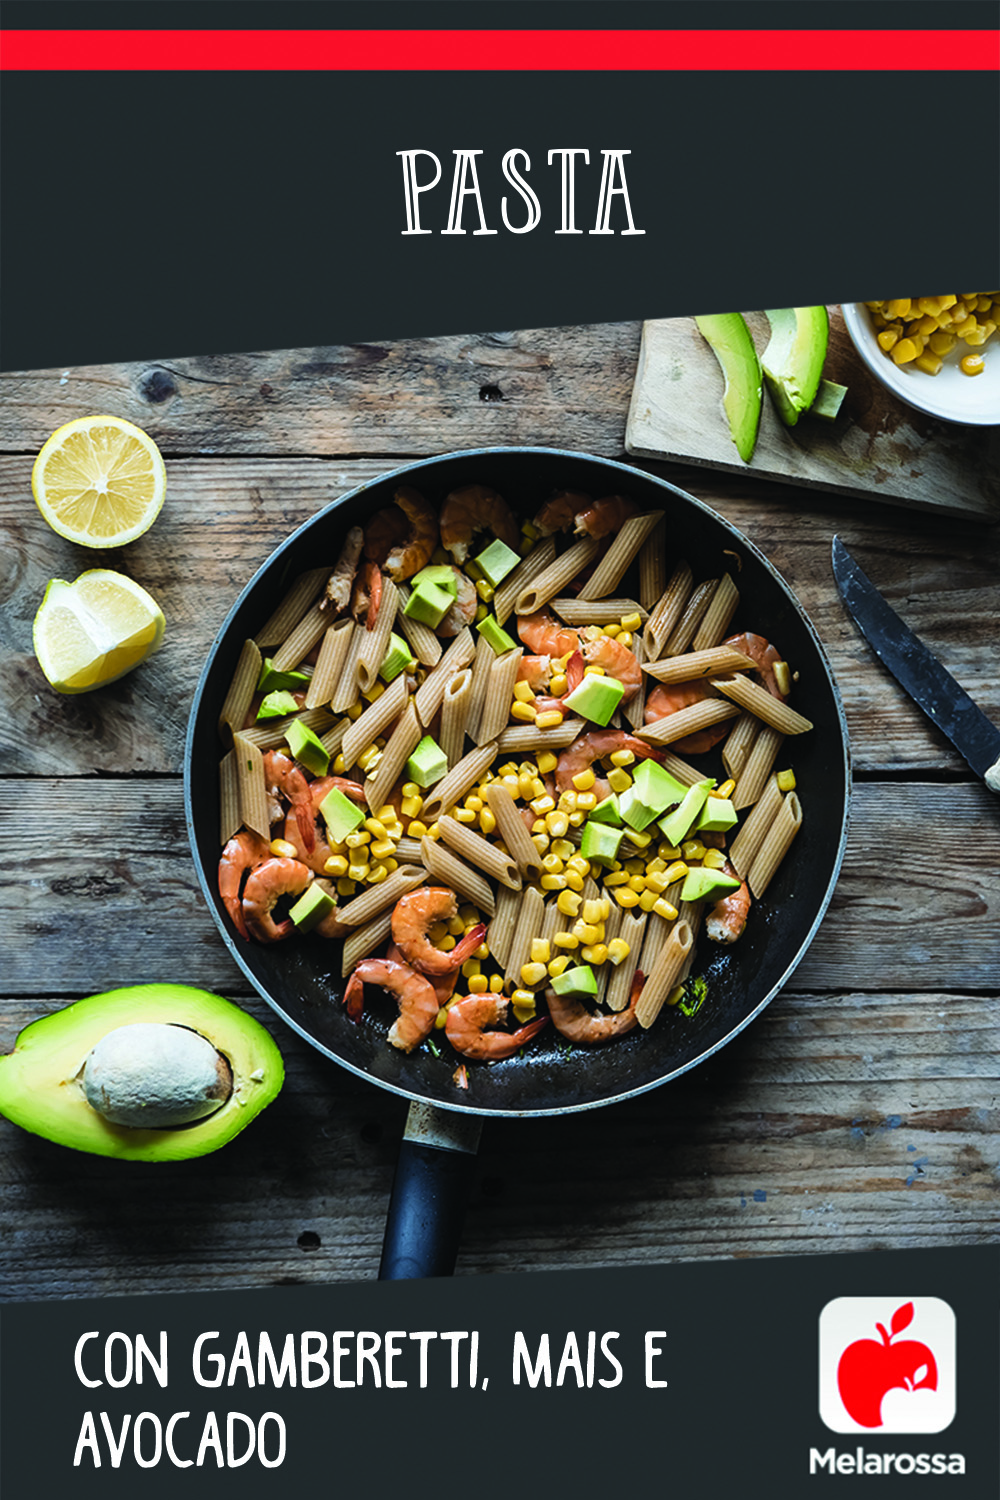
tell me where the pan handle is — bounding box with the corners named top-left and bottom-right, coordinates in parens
top-left (378, 1102), bottom-right (482, 1280)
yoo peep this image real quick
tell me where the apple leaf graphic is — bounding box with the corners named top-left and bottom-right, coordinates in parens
top-left (891, 1302), bottom-right (914, 1336)
top-left (914, 1364), bottom-right (929, 1386)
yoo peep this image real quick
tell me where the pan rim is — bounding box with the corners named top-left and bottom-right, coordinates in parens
top-left (185, 445), bottom-right (851, 1119)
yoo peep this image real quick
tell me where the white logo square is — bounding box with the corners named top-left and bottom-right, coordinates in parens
top-left (819, 1297), bottom-right (956, 1434)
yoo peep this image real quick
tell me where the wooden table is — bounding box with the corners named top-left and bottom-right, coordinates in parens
top-left (1, 324), bottom-right (998, 1301)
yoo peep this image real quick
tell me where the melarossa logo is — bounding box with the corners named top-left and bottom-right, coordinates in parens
top-left (809, 1449), bottom-right (965, 1476)
top-left (818, 1298), bottom-right (956, 1434)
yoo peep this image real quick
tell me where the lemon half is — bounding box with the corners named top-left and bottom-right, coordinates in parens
top-left (33, 570), bottom-right (166, 694)
top-left (32, 415), bottom-right (166, 548)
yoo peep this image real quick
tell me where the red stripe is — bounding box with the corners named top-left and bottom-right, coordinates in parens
top-left (2, 28), bottom-right (998, 72)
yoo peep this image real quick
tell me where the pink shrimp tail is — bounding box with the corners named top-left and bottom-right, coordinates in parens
top-left (564, 649), bottom-right (584, 695)
top-left (452, 922), bottom-right (487, 968)
top-left (344, 973), bottom-right (365, 1022)
top-left (516, 1016), bottom-right (549, 1046)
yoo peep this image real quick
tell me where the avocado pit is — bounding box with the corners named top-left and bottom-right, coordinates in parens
top-left (82, 1022), bottom-right (233, 1129)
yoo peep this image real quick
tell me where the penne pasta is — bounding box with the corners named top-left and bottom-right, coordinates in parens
top-left (639, 515), bottom-right (667, 611)
top-left (271, 602), bottom-right (331, 673)
top-left (692, 572), bottom-right (739, 651)
top-left (493, 536), bottom-right (557, 624)
top-left (710, 674), bottom-right (814, 735)
top-left (748, 792), bottom-right (803, 898)
top-left (642, 646), bottom-right (756, 682)
top-left (635, 921), bottom-right (694, 1029)
top-left (642, 559), bottom-right (692, 657)
top-left (320, 716), bottom-right (351, 757)
top-left (637, 698), bottom-right (739, 746)
top-left (550, 598), bottom-right (647, 626)
top-left (496, 718), bottom-right (584, 754)
top-left (729, 775), bottom-right (783, 877)
top-left (504, 888), bottom-right (545, 988)
top-left (341, 671), bottom-right (409, 770)
top-left (606, 910), bottom-right (647, 1011)
top-left (364, 700), bottom-right (422, 814)
top-left (665, 577), bottom-right (718, 657)
top-left (218, 638), bottom-right (263, 744)
top-left (639, 910), bottom-right (672, 975)
top-left (331, 624), bottom-right (364, 713)
top-left (438, 815), bottom-right (523, 890)
top-left (440, 668), bottom-right (473, 767)
top-left (722, 712), bottom-right (760, 781)
top-left (578, 511), bottom-right (664, 600)
top-left (414, 628), bottom-right (476, 726)
top-left (594, 907), bottom-right (623, 1004)
top-left (465, 634), bottom-right (496, 743)
top-left (658, 749), bottom-right (705, 788)
top-left (335, 864), bottom-right (427, 927)
top-left (255, 567), bottom-right (330, 649)
top-left (396, 584), bottom-right (443, 667)
top-left (420, 837), bottom-right (496, 915)
top-left (356, 578), bottom-right (400, 693)
top-left (485, 783), bottom-right (544, 881)
top-left (341, 911), bottom-right (394, 977)
top-left (514, 536), bottom-right (601, 615)
top-left (305, 618), bottom-right (355, 709)
top-left (731, 725), bottom-right (785, 810)
top-left (487, 884), bottom-right (521, 967)
top-left (422, 741), bottom-right (499, 823)
top-left (475, 647), bottom-right (524, 743)
top-left (394, 836), bottom-right (424, 865)
top-left (218, 750), bottom-right (242, 845)
top-left (232, 733), bottom-right (270, 838)
top-left (238, 705), bottom-right (335, 751)
top-left (622, 635), bottom-right (647, 730)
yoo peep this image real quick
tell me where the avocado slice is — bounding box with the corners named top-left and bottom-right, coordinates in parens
top-left (694, 313), bottom-right (762, 463)
top-left (809, 378), bottom-right (848, 422)
top-left (761, 307), bottom-right (829, 426)
top-left (0, 985), bottom-right (283, 1161)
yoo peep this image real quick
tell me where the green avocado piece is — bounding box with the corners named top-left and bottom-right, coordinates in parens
top-left (286, 719), bottom-right (330, 777)
top-left (761, 306), bottom-right (830, 426)
top-left (550, 964), bottom-right (598, 998)
top-left (289, 882), bottom-right (336, 933)
top-left (631, 760), bottom-right (688, 813)
top-left (256, 658), bottom-right (311, 694)
top-left (588, 794), bottom-right (622, 827)
top-left (694, 312), bottom-right (763, 463)
top-left (406, 734), bottom-right (448, 789)
top-left (562, 673), bottom-right (625, 726)
top-left (257, 689), bottom-right (300, 720)
top-left (580, 820), bottom-right (624, 866)
top-left (680, 866), bottom-right (741, 903)
top-left (411, 565), bottom-right (459, 599)
top-left (809, 378), bottom-right (848, 422)
top-left (380, 631), bottom-right (412, 684)
top-left (320, 785), bottom-right (366, 843)
top-left (658, 778), bottom-right (715, 846)
top-left (476, 615), bottom-right (517, 655)
top-left (696, 796), bottom-right (738, 834)
top-left (403, 579), bottom-right (454, 629)
top-left (0, 985), bottom-right (284, 1162)
top-left (475, 538), bottom-right (521, 588)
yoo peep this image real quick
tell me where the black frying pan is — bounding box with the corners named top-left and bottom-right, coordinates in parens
top-left (184, 449), bottom-right (850, 1277)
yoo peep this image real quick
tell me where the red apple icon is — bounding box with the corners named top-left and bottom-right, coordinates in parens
top-left (837, 1302), bottom-right (938, 1428)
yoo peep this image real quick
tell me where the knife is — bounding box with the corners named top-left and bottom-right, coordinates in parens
top-left (832, 535), bottom-right (1000, 793)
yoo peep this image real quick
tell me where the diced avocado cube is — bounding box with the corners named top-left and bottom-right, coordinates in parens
top-left (658, 779), bottom-right (715, 846)
top-left (405, 734), bottom-right (448, 789)
top-left (550, 964), bottom-right (599, 998)
top-left (696, 796), bottom-right (739, 835)
top-left (809, 378), bottom-right (848, 422)
top-left (257, 689), bottom-right (300, 720)
top-left (288, 881), bottom-right (336, 933)
top-left (286, 719), bottom-right (330, 777)
top-left (380, 631), bottom-right (412, 684)
top-left (257, 658), bottom-right (311, 694)
top-left (475, 538), bottom-right (521, 588)
top-left (411, 564), bottom-right (458, 598)
top-left (580, 820), bottom-right (624, 866)
top-left (680, 866), bottom-right (741, 903)
top-left (403, 580), bottom-right (454, 629)
top-left (476, 615), bottom-right (517, 655)
top-left (562, 674), bottom-right (625, 726)
top-left (617, 785), bottom-right (656, 832)
top-left (319, 786), bottom-right (366, 844)
top-left (631, 760), bottom-right (688, 813)
top-left (588, 795), bottom-right (622, 827)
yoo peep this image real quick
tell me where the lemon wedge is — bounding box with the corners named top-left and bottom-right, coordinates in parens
top-left (33, 570), bottom-right (166, 694)
top-left (32, 415), bottom-right (166, 547)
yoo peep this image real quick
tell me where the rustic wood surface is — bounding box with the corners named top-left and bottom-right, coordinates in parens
top-left (1, 323), bottom-right (997, 1301)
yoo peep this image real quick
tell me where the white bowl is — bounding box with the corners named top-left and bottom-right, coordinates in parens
top-left (842, 300), bottom-right (1000, 427)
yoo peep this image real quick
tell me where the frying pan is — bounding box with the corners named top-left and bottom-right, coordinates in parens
top-left (184, 448), bottom-right (850, 1279)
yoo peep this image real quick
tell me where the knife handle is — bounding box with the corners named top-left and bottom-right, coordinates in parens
top-left (986, 757), bottom-right (1000, 794)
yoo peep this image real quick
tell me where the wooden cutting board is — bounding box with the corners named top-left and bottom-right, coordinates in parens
top-left (625, 306), bottom-right (1000, 521)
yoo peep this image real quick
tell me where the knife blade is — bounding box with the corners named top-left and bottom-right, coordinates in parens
top-left (832, 535), bottom-right (1000, 793)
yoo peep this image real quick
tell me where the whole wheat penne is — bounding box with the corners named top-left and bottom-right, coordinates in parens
top-left (729, 775), bottom-right (783, 877)
top-left (622, 635), bottom-right (647, 729)
top-left (722, 712), bottom-right (760, 781)
top-left (341, 911), bottom-right (394, 977)
top-left (364, 700), bottom-right (422, 813)
top-left (642, 559), bottom-right (692, 656)
top-left (440, 668), bottom-right (473, 767)
top-left (539, 900), bottom-right (562, 948)
top-left (493, 535), bottom-right (557, 624)
top-left (305, 618), bottom-right (355, 709)
top-left (606, 911), bottom-right (647, 1011)
top-left (665, 577), bottom-right (718, 656)
top-left (218, 750), bottom-right (242, 845)
top-left (496, 718), bottom-right (584, 754)
top-left (692, 572), bottom-right (740, 651)
top-left (487, 884), bottom-right (521, 967)
top-left (642, 646), bottom-right (756, 682)
top-left (341, 671), bottom-right (409, 769)
top-left (331, 624), bottom-right (364, 713)
top-left (639, 910), bottom-right (672, 974)
top-left (748, 792), bottom-right (802, 898)
top-left (578, 512), bottom-right (664, 600)
top-left (239, 705), bottom-right (335, 751)
top-left (504, 888), bottom-right (545, 987)
top-left (255, 567), bottom-right (330, 649)
top-left (394, 836), bottom-right (424, 865)
top-left (514, 536), bottom-right (601, 615)
top-left (485, 783), bottom-right (544, 881)
top-left (396, 584), bottom-right (443, 667)
top-left (335, 864), bottom-right (427, 926)
top-left (232, 733), bottom-right (270, 838)
top-left (658, 750), bottom-right (705, 788)
top-left (320, 716), bottom-right (351, 757)
top-left (732, 725), bottom-right (785, 810)
top-left (711, 674), bottom-right (813, 734)
top-left (218, 638), bottom-right (263, 744)
top-left (465, 635), bottom-right (495, 742)
top-left (271, 602), bottom-right (331, 673)
top-left (439, 816), bottom-right (522, 890)
top-left (422, 741), bottom-right (499, 822)
top-left (639, 515), bottom-right (667, 610)
top-left (355, 578), bottom-right (400, 693)
top-left (594, 907), bottom-right (623, 1004)
top-left (414, 628), bottom-right (476, 725)
top-left (637, 698), bottom-right (739, 746)
top-left (635, 922), bottom-right (694, 1029)
top-left (475, 648), bottom-right (524, 743)
top-left (550, 598), bottom-right (648, 626)
top-left (420, 837), bottom-right (496, 915)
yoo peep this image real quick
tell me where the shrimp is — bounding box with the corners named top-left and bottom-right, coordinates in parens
top-left (344, 958), bottom-right (441, 1053)
top-left (445, 996), bottom-right (548, 1060)
top-left (574, 494), bottom-right (638, 538)
top-left (516, 610), bottom-right (581, 658)
top-left (437, 567), bottom-right (478, 637)
top-left (241, 857), bottom-right (312, 943)
top-left (533, 489), bottom-right (592, 537)
top-left (723, 633), bottom-right (787, 701)
top-left (705, 861), bottom-right (752, 945)
top-left (576, 633), bottom-right (642, 700)
top-left (387, 942), bottom-right (458, 1007)
top-left (645, 682), bottom-right (731, 755)
top-left (391, 888), bottom-right (487, 976)
top-left (218, 831), bottom-right (270, 940)
top-left (263, 749), bottom-right (315, 853)
top-left (439, 484), bottom-right (519, 564)
top-left (545, 970), bottom-right (645, 1044)
top-left (324, 526), bottom-right (364, 614)
top-left (351, 560), bottom-right (383, 630)
top-left (365, 486), bottom-right (438, 581)
top-left (555, 731), bottom-right (663, 792)
top-left (283, 775), bottom-right (366, 872)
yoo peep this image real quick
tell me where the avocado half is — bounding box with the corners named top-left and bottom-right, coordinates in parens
top-left (0, 984), bottom-right (284, 1162)
top-left (761, 306), bottom-right (830, 426)
top-left (694, 312), bottom-right (763, 464)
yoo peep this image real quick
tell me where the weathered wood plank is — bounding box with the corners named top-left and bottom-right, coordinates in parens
top-left (0, 325), bottom-right (641, 459)
top-left (2, 780), bottom-right (997, 997)
top-left (1, 990), bottom-right (994, 1298)
top-left (3, 456), bottom-right (997, 775)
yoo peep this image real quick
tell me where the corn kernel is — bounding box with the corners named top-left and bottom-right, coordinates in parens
top-left (564, 869), bottom-right (584, 890)
top-left (447, 914), bottom-right (465, 937)
top-left (776, 769), bottom-right (797, 792)
top-left (583, 664), bottom-right (605, 677)
top-left (573, 923), bottom-right (601, 947)
top-left (638, 889), bottom-right (659, 912)
top-left (644, 870), bottom-right (669, 893)
top-left (400, 781), bottom-right (419, 800)
top-left (437, 934), bottom-right (456, 952)
top-left (703, 848), bottom-right (727, 870)
top-left (551, 838), bottom-right (574, 859)
top-left (462, 958), bottom-right (481, 979)
top-left (385, 858), bottom-right (399, 874)
top-left (623, 827), bottom-right (652, 849)
top-left (557, 889), bottom-right (582, 917)
top-left (553, 931), bottom-right (579, 949)
top-left (511, 700), bottom-right (537, 723)
top-left (547, 955), bottom-right (571, 978)
top-left (408, 819), bottom-right (428, 838)
top-left (323, 855), bottom-right (349, 877)
top-left (535, 711), bottom-right (564, 729)
top-left (454, 807), bottom-right (477, 825)
top-left (530, 938), bottom-right (551, 965)
top-left (713, 779), bottom-right (736, 800)
top-left (519, 962), bottom-right (547, 987)
top-left (517, 771), bottom-right (536, 798)
top-left (357, 744), bottom-right (381, 772)
top-left (465, 796), bottom-right (484, 814)
top-left (548, 675), bottom-right (568, 697)
top-left (607, 768), bottom-right (632, 793)
top-left (531, 794), bottom-right (556, 815)
top-left (269, 837), bottom-right (298, 859)
top-left (511, 989), bottom-right (535, 1007)
top-left (426, 822), bottom-right (441, 840)
top-left (532, 834), bottom-right (550, 856)
top-left (579, 792), bottom-right (600, 813)
top-left (653, 898), bottom-right (680, 921)
top-left (521, 519), bottom-right (540, 540)
top-left (658, 842), bottom-right (682, 861)
top-left (531, 819), bottom-right (546, 834)
top-left (537, 750), bottom-right (557, 774)
top-left (614, 887), bottom-right (640, 909)
top-left (513, 680), bottom-right (535, 704)
top-left (682, 840), bottom-right (706, 861)
top-left (571, 768), bottom-right (596, 791)
top-left (346, 702), bottom-right (363, 721)
top-left (582, 943), bottom-right (609, 965)
top-left (617, 631), bottom-right (633, 649)
top-left (542, 853), bottom-right (564, 875)
top-left (604, 869), bottom-right (629, 886)
top-left (626, 874), bottom-right (645, 893)
top-left (346, 830), bottom-right (371, 848)
top-left (479, 808), bottom-right (497, 836)
top-left (606, 938), bottom-right (631, 965)
top-left (370, 838), bottom-right (395, 860)
top-left (331, 752), bottom-right (347, 774)
top-left (368, 863), bottom-right (389, 884)
top-left (545, 811), bottom-right (570, 838)
top-left (620, 612), bottom-right (643, 633)
top-left (540, 873), bottom-right (567, 891)
top-left (336, 877), bottom-right (356, 897)
top-left (603, 622), bottom-right (621, 637)
top-left (566, 855), bottom-right (590, 877)
top-left (489, 974), bottom-right (504, 993)
top-left (347, 862), bottom-right (370, 882)
top-left (466, 974), bottom-right (488, 994)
